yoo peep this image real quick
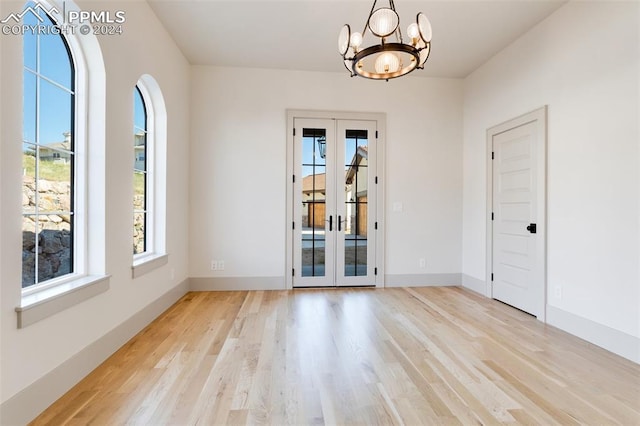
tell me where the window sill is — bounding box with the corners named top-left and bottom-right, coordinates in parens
top-left (16, 275), bottom-right (111, 328)
top-left (132, 253), bottom-right (168, 279)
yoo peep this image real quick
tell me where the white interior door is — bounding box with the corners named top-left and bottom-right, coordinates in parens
top-left (292, 118), bottom-right (377, 287)
top-left (490, 108), bottom-right (546, 317)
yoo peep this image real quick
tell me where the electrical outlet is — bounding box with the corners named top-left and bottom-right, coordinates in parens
top-left (211, 260), bottom-right (217, 271)
top-left (554, 286), bottom-right (562, 299)
top-left (419, 258), bottom-right (426, 268)
top-left (218, 260), bottom-right (225, 271)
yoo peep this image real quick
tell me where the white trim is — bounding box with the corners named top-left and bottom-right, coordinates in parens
top-left (547, 305), bottom-right (640, 364)
top-left (486, 106), bottom-right (547, 321)
top-left (132, 253), bottom-right (169, 279)
top-left (384, 273), bottom-right (461, 287)
top-left (190, 276), bottom-right (286, 291)
top-left (3, 280), bottom-right (189, 425)
top-left (16, 274), bottom-right (110, 328)
top-left (461, 273), bottom-right (487, 295)
top-left (285, 109), bottom-right (386, 290)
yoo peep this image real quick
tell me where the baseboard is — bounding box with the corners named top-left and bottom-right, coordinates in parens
top-left (461, 273), bottom-right (487, 295)
top-left (0, 279), bottom-right (189, 426)
top-left (546, 305), bottom-right (639, 364)
top-left (189, 276), bottom-right (286, 291)
top-left (384, 273), bottom-right (461, 287)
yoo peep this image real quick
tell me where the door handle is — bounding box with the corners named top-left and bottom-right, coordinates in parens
top-left (526, 223), bottom-right (537, 234)
top-left (327, 215), bottom-right (332, 231)
top-left (338, 215), bottom-right (342, 232)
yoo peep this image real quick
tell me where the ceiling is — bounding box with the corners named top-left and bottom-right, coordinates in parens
top-left (147, 0), bottom-right (566, 79)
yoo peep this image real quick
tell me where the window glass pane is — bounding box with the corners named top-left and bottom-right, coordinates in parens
top-left (23, 143), bottom-right (36, 214)
top-left (134, 171), bottom-right (146, 212)
top-left (134, 133), bottom-right (146, 171)
top-left (39, 79), bottom-right (72, 146)
top-left (22, 218), bottom-right (36, 288)
top-left (134, 88), bottom-right (146, 131)
top-left (300, 128), bottom-right (326, 277)
top-left (133, 212), bottom-right (146, 255)
top-left (133, 86), bottom-right (148, 256)
top-left (38, 227), bottom-right (73, 282)
top-left (37, 149), bottom-right (72, 213)
top-left (23, 12), bottom-right (37, 71)
top-left (344, 129), bottom-right (369, 277)
top-left (23, 71), bottom-right (36, 143)
top-left (345, 136), bottom-right (356, 167)
top-left (39, 15), bottom-right (72, 90)
top-left (356, 240), bottom-right (368, 274)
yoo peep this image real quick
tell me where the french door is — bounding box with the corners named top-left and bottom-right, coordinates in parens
top-left (292, 118), bottom-right (378, 287)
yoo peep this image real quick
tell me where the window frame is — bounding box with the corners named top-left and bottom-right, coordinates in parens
top-left (131, 75), bottom-right (168, 278)
top-left (21, 4), bottom-right (80, 295)
top-left (16, 0), bottom-right (110, 328)
top-left (133, 83), bottom-right (155, 261)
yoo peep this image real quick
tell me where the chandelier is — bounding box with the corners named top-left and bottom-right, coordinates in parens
top-left (338, 0), bottom-right (432, 81)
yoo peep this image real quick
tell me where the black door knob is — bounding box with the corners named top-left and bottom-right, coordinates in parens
top-left (526, 223), bottom-right (537, 234)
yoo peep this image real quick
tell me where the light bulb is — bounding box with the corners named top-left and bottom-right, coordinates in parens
top-left (350, 32), bottom-right (363, 48)
top-left (375, 52), bottom-right (401, 74)
top-left (407, 23), bottom-right (419, 40)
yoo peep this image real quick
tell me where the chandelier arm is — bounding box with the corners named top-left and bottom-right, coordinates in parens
top-left (390, 0), bottom-right (404, 43)
top-left (362, 0), bottom-right (378, 36)
top-left (395, 27), bottom-right (403, 44)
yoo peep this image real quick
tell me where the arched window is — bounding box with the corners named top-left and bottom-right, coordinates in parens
top-left (17, 0), bottom-right (108, 327)
top-left (22, 2), bottom-right (75, 288)
top-left (133, 86), bottom-right (149, 255)
top-left (132, 75), bottom-right (167, 274)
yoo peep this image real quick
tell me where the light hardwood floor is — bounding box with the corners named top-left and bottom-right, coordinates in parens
top-left (31, 287), bottom-right (640, 425)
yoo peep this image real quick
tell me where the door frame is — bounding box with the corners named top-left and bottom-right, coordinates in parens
top-left (285, 110), bottom-right (386, 290)
top-left (485, 106), bottom-right (547, 321)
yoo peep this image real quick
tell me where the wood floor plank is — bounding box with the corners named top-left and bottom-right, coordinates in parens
top-left (30, 288), bottom-right (640, 425)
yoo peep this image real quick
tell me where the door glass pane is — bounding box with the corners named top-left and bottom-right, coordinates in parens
top-left (344, 129), bottom-right (368, 276)
top-left (301, 128), bottom-right (326, 277)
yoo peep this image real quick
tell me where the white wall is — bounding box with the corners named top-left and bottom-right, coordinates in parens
top-left (0, 0), bottom-right (190, 415)
top-left (189, 67), bottom-right (463, 283)
top-left (463, 1), bottom-right (639, 346)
